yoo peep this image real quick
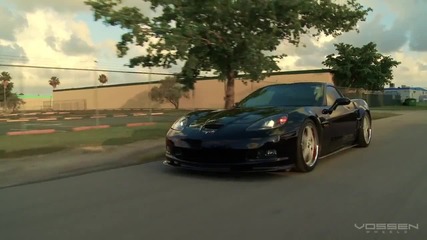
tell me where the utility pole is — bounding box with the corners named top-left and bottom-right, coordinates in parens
top-left (2, 80), bottom-right (9, 112)
top-left (149, 67), bottom-right (153, 122)
top-left (94, 60), bottom-right (99, 126)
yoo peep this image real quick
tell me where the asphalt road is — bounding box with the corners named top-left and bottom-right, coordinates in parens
top-left (0, 111), bottom-right (426, 240)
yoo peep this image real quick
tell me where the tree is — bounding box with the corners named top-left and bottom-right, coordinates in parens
top-left (0, 71), bottom-right (14, 109)
top-left (322, 42), bottom-right (401, 91)
top-left (49, 76), bottom-right (60, 89)
top-left (149, 77), bottom-right (188, 109)
top-left (48, 76), bottom-right (60, 110)
top-left (6, 93), bottom-right (25, 112)
top-left (0, 72), bottom-right (24, 112)
top-left (85, 0), bottom-right (372, 109)
top-left (98, 74), bottom-right (108, 85)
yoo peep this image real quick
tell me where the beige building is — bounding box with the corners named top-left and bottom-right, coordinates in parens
top-left (19, 95), bottom-right (52, 111)
top-left (52, 69), bottom-right (334, 110)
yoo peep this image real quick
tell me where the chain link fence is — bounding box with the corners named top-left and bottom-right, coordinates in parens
top-left (43, 99), bottom-right (87, 111)
top-left (337, 87), bottom-right (401, 107)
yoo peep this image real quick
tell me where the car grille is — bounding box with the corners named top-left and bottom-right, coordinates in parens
top-left (173, 147), bottom-right (253, 163)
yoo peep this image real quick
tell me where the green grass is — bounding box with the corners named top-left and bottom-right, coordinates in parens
top-left (0, 123), bottom-right (172, 158)
top-left (370, 111), bottom-right (402, 120)
top-left (371, 102), bottom-right (427, 111)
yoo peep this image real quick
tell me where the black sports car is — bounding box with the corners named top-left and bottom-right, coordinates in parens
top-left (163, 82), bottom-right (372, 173)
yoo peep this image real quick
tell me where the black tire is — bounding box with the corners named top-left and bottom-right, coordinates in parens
top-left (295, 119), bottom-right (320, 172)
top-left (356, 113), bottom-right (372, 147)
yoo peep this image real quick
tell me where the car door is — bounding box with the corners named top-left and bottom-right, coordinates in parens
top-left (322, 86), bottom-right (358, 153)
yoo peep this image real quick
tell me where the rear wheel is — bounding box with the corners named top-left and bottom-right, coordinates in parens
top-left (295, 120), bottom-right (320, 172)
top-left (357, 113), bottom-right (372, 147)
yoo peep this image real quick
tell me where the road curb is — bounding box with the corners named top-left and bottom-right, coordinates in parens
top-left (64, 117), bottom-right (83, 120)
top-left (132, 113), bottom-right (147, 116)
top-left (6, 119), bottom-right (30, 122)
top-left (37, 118), bottom-right (58, 121)
top-left (126, 122), bottom-right (156, 127)
top-left (72, 125), bottom-right (111, 132)
top-left (7, 129), bottom-right (56, 136)
top-left (0, 111), bottom-right (166, 122)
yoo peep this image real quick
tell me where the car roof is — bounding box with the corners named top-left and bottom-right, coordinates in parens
top-left (262, 82), bottom-right (331, 88)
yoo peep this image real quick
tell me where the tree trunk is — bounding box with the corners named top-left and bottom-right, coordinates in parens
top-left (169, 99), bottom-right (179, 109)
top-left (224, 71), bottom-right (236, 109)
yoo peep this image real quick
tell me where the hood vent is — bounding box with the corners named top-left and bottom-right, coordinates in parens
top-left (203, 123), bottom-right (223, 129)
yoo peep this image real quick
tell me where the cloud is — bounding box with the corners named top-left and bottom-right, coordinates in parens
top-left (0, 8), bottom-right (102, 94)
top-left (62, 33), bottom-right (95, 56)
top-left (45, 35), bottom-right (59, 52)
top-left (44, 27), bottom-right (61, 51)
top-left (361, 0), bottom-right (427, 52)
top-left (0, 43), bottom-right (29, 63)
top-left (275, 0), bottom-right (427, 89)
top-left (332, 15), bottom-right (408, 53)
top-left (14, 9), bottom-right (96, 66)
top-left (272, 34), bottom-right (334, 69)
top-left (418, 63), bottom-right (427, 72)
top-left (5, 0), bottom-right (89, 13)
top-left (0, 6), bottom-right (27, 41)
top-left (391, 52), bottom-right (427, 87)
top-left (408, 25), bottom-right (427, 52)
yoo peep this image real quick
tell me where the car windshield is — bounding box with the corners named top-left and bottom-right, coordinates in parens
top-left (238, 83), bottom-right (325, 108)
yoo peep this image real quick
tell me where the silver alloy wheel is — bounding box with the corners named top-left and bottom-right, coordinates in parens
top-left (363, 115), bottom-right (372, 144)
top-left (301, 125), bottom-right (319, 167)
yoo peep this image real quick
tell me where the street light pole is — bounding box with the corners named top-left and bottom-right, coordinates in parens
top-left (149, 67), bottom-right (152, 122)
top-left (2, 80), bottom-right (9, 112)
top-left (3, 86), bottom-right (5, 112)
top-left (94, 60), bottom-right (99, 126)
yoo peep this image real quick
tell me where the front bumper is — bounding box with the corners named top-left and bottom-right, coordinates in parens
top-left (163, 157), bottom-right (295, 173)
top-left (164, 135), bottom-right (297, 173)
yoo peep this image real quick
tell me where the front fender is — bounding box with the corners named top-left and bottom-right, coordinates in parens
top-left (352, 98), bottom-right (370, 111)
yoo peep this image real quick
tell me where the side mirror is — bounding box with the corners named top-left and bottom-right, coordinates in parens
top-left (322, 97), bottom-right (351, 114)
top-left (233, 102), bottom-right (240, 108)
top-left (335, 97), bottom-right (351, 106)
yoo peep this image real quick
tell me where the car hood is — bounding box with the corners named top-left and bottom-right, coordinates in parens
top-left (188, 106), bottom-right (295, 127)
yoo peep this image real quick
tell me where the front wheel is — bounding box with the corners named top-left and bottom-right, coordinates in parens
top-left (295, 120), bottom-right (320, 172)
top-left (357, 113), bottom-right (372, 147)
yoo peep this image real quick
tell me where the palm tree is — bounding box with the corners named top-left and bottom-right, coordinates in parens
top-left (49, 76), bottom-right (60, 89)
top-left (98, 74), bottom-right (108, 85)
top-left (0, 72), bottom-right (12, 111)
top-left (49, 76), bottom-right (60, 109)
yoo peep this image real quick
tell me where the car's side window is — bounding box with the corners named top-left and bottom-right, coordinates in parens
top-left (326, 86), bottom-right (343, 106)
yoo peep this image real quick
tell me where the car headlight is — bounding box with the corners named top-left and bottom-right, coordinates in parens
top-left (246, 115), bottom-right (288, 131)
top-left (171, 116), bottom-right (188, 131)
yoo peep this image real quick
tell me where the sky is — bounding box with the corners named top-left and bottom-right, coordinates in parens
top-left (0, 0), bottom-right (426, 95)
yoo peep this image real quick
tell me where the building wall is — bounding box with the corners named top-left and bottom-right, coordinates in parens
top-left (53, 83), bottom-right (161, 110)
top-left (384, 88), bottom-right (427, 102)
top-left (19, 95), bottom-right (52, 111)
top-left (53, 70), bottom-right (334, 110)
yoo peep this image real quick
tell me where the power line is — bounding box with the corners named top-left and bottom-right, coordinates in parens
top-left (0, 63), bottom-right (176, 76)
